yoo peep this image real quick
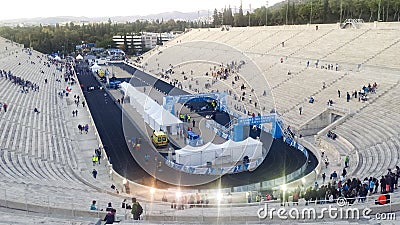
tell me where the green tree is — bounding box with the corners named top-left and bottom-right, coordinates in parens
top-left (223, 7), bottom-right (234, 25)
top-left (213, 9), bottom-right (220, 27)
top-left (234, 2), bottom-right (246, 26)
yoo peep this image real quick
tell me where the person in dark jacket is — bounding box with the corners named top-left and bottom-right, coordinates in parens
top-left (104, 208), bottom-right (118, 224)
top-left (106, 202), bottom-right (113, 212)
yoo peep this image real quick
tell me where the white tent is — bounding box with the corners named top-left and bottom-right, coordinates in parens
top-left (175, 137), bottom-right (263, 167)
top-left (120, 82), bottom-right (183, 134)
top-left (54, 56), bottom-right (62, 61)
top-left (76, 54), bottom-right (83, 60)
top-left (146, 105), bottom-right (163, 129)
top-left (90, 63), bottom-right (101, 72)
top-left (123, 83), bottom-right (147, 114)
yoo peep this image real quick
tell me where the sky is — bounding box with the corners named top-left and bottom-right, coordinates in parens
top-left (0, 0), bottom-right (284, 21)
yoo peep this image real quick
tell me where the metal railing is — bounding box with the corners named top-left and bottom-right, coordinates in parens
top-left (0, 186), bottom-right (397, 223)
top-left (139, 193), bottom-right (397, 222)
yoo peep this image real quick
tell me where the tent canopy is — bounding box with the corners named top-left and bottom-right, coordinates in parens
top-left (175, 137), bottom-right (263, 167)
top-left (90, 63), bottom-right (101, 72)
top-left (76, 54), bottom-right (84, 60)
top-left (120, 82), bottom-right (183, 133)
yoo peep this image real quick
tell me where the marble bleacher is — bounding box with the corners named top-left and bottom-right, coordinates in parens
top-left (143, 29), bottom-right (399, 128)
top-left (0, 210), bottom-right (100, 225)
top-left (323, 28), bottom-right (400, 65)
top-left (290, 28), bottom-right (369, 61)
top-left (0, 41), bottom-right (133, 218)
top-left (331, 82), bottom-right (400, 178)
top-left (365, 39), bottom-right (400, 70)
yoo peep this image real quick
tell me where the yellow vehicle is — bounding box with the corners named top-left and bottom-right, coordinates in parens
top-left (151, 131), bottom-right (168, 148)
top-left (97, 69), bottom-right (105, 78)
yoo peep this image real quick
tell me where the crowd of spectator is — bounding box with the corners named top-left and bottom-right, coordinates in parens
top-left (275, 162), bottom-right (399, 207)
top-left (170, 192), bottom-right (210, 210)
top-left (0, 69), bottom-right (40, 93)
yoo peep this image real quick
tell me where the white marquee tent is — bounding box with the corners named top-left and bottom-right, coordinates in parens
top-left (174, 137), bottom-right (263, 167)
top-left (120, 82), bottom-right (183, 134)
top-left (76, 54), bottom-right (84, 60)
top-left (90, 63), bottom-right (101, 72)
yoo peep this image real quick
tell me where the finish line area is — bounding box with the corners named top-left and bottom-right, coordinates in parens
top-left (76, 61), bottom-right (316, 192)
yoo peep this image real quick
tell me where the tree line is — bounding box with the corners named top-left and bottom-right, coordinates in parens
top-left (0, 0), bottom-right (399, 55)
top-left (213, 0), bottom-right (400, 27)
top-left (0, 19), bottom-right (195, 54)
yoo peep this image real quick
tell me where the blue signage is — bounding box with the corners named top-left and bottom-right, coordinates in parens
top-left (237, 114), bottom-right (276, 126)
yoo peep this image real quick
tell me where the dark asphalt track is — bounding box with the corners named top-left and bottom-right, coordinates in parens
top-left (75, 61), bottom-right (316, 189)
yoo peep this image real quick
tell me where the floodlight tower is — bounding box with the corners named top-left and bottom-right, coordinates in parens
top-left (285, 0), bottom-right (289, 25)
top-left (378, 0), bottom-right (382, 21)
top-left (340, 0), bottom-right (343, 23)
top-left (249, 4), bottom-right (251, 27)
top-left (265, 1), bottom-right (269, 26)
top-left (310, 0), bottom-right (313, 24)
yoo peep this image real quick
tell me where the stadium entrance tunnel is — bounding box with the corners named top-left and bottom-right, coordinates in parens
top-left (297, 107), bottom-right (348, 137)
